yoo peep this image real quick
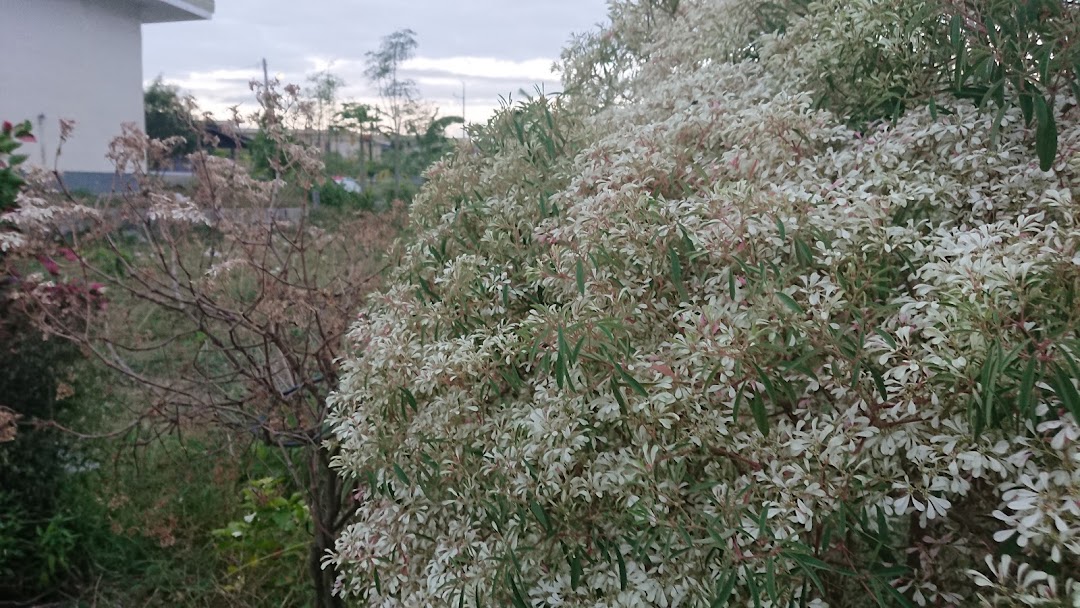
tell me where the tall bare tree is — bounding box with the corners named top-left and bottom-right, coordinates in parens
top-left (364, 28), bottom-right (419, 187)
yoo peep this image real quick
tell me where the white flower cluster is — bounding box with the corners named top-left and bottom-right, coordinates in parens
top-left (328, 0), bottom-right (1080, 605)
top-left (0, 192), bottom-right (100, 251)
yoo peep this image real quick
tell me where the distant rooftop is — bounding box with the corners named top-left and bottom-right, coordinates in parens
top-left (141, 0), bottom-right (215, 24)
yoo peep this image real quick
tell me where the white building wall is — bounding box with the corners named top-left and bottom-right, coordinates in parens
top-left (0, 0), bottom-right (144, 175)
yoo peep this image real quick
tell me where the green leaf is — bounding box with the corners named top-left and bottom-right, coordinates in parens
top-left (1019, 91), bottom-right (1035, 125)
top-left (765, 558), bottom-right (778, 602)
top-left (869, 366), bottom-right (889, 404)
top-left (569, 552), bottom-right (583, 590)
top-left (873, 328), bottom-right (896, 350)
top-left (989, 103), bottom-right (1008, 146)
top-left (1035, 94), bottom-right (1058, 171)
top-left (776, 292), bottom-right (804, 315)
top-left (1017, 354), bottom-right (1037, 420)
top-left (790, 553), bottom-right (826, 594)
top-left (615, 548), bottom-right (627, 590)
top-left (393, 463), bottom-right (410, 485)
top-left (400, 387), bottom-right (418, 412)
top-left (775, 216), bottom-right (786, 240)
top-left (732, 383), bottom-right (746, 420)
top-left (678, 223), bottom-right (697, 253)
top-left (794, 237), bottom-right (815, 267)
top-left (576, 259), bottom-right (585, 295)
top-left (508, 576), bottom-right (528, 608)
top-left (745, 567), bottom-right (763, 608)
top-left (752, 362), bottom-right (781, 405)
top-left (949, 14), bottom-right (962, 53)
top-left (1052, 363), bottom-right (1080, 421)
top-left (529, 500), bottom-right (552, 535)
top-left (750, 391), bottom-right (770, 436)
top-left (614, 363), bottom-right (648, 397)
top-left (611, 377), bottom-right (629, 417)
top-left (669, 245), bottom-right (687, 302)
top-left (711, 570), bottom-right (737, 607)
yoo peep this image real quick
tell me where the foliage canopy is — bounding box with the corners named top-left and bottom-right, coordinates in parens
top-left (327, 0), bottom-right (1080, 606)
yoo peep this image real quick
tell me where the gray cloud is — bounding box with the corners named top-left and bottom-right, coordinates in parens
top-left (143, 1), bottom-right (608, 122)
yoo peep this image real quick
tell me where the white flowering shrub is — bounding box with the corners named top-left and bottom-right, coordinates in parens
top-left (327, 0), bottom-right (1080, 605)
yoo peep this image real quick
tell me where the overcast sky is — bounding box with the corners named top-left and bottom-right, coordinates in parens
top-left (142, 1), bottom-right (610, 129)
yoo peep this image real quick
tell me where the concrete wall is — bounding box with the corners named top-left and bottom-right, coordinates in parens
top-left (0, 0), bottom-right (144, 174)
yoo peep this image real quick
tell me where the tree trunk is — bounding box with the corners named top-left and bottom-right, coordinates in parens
top-left (307, 447), bottom-right (345, 608)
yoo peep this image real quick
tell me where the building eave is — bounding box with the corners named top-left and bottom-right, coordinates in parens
top-left (141, 0), bottom-right (214, 24)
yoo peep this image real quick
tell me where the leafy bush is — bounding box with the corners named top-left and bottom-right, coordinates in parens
top-left (326, 0), bottom-right (1080, 606)
top-left (213, 477), bottom-right (312, 603)
top-left (318, 180), bottom-right (376, 210)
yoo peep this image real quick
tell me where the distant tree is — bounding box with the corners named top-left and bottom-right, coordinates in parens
top-left (143, 77), bottom-right (198, 164)
top-left (364, 29), bottom-right (419, 187)
top-left (336, 102), bottom-right (377, 177)
top-left (306, 70), bottom-right (345, 152)
top-left (405, 114), bottom-right (463, 176)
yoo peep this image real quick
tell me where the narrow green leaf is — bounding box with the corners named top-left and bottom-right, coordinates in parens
top-left (569, 552), bottom-right (583, 590)
top-left (576, 259), bottom-right (585, 296)
top-left (776, 292), bottom-right (804, 315)
top-left (508, 577), bottom-right (528, 608)
top-left (1035, 94), bottom-right (1058, 171)
top-left (615, 548), bottom-right (627, 590)
top-left (1018, 354), bottom-right (1037, 420)
top-left (981, 344), bottom-right (1001, 430)
top-left (1019, 91), bottom-right (1035, 125)
top-left (750, 391), bottom-right (770, 436)
top-left (869, 367), bottom-right (889, 404)
top-left (1052, 364), bottom-right (1080, 421)
top-left (669, 245), bottom-right (687, 302)
top-left (745, 568), bottom-right (763, 608)
top-left (880, 580), bottom-right (917, 608)
top-left (711, 570), bottom-right (737, 607)
top-left (990, 103), bottom-right (1008, 146)
top-left (775, 216), bottom-right (786, 240)
top-left (529, 500), bottom-right (552, 535)
top-left (752, 362), bottom-right (780, 406)
top-left (732, 383), bottom-right (746, 420)
top-left (980, 78), bottom-right (1005, 109)
top-left (400, 387), bottom-right (418, 412)
top-left (765, 558), bottom-right (778, 601)
top-left (614, 363), bottom-right (649, 397)
top-left (791, 555), bottom-right (826, 594)
top-left (790, 237), bottom-right (812, 266)
top-left (873, 328), bottom-right (897, 350)
top-left (949, 14), bottom-right (962, 52)
top-left (678, 223), bottom-right (697, 253)
top-left (611, 377), bottom-right (629, 417)
top-left (393, 464), bottom-right (410, 485)
top-left (1039, 40), bottom-right (1054, 82)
